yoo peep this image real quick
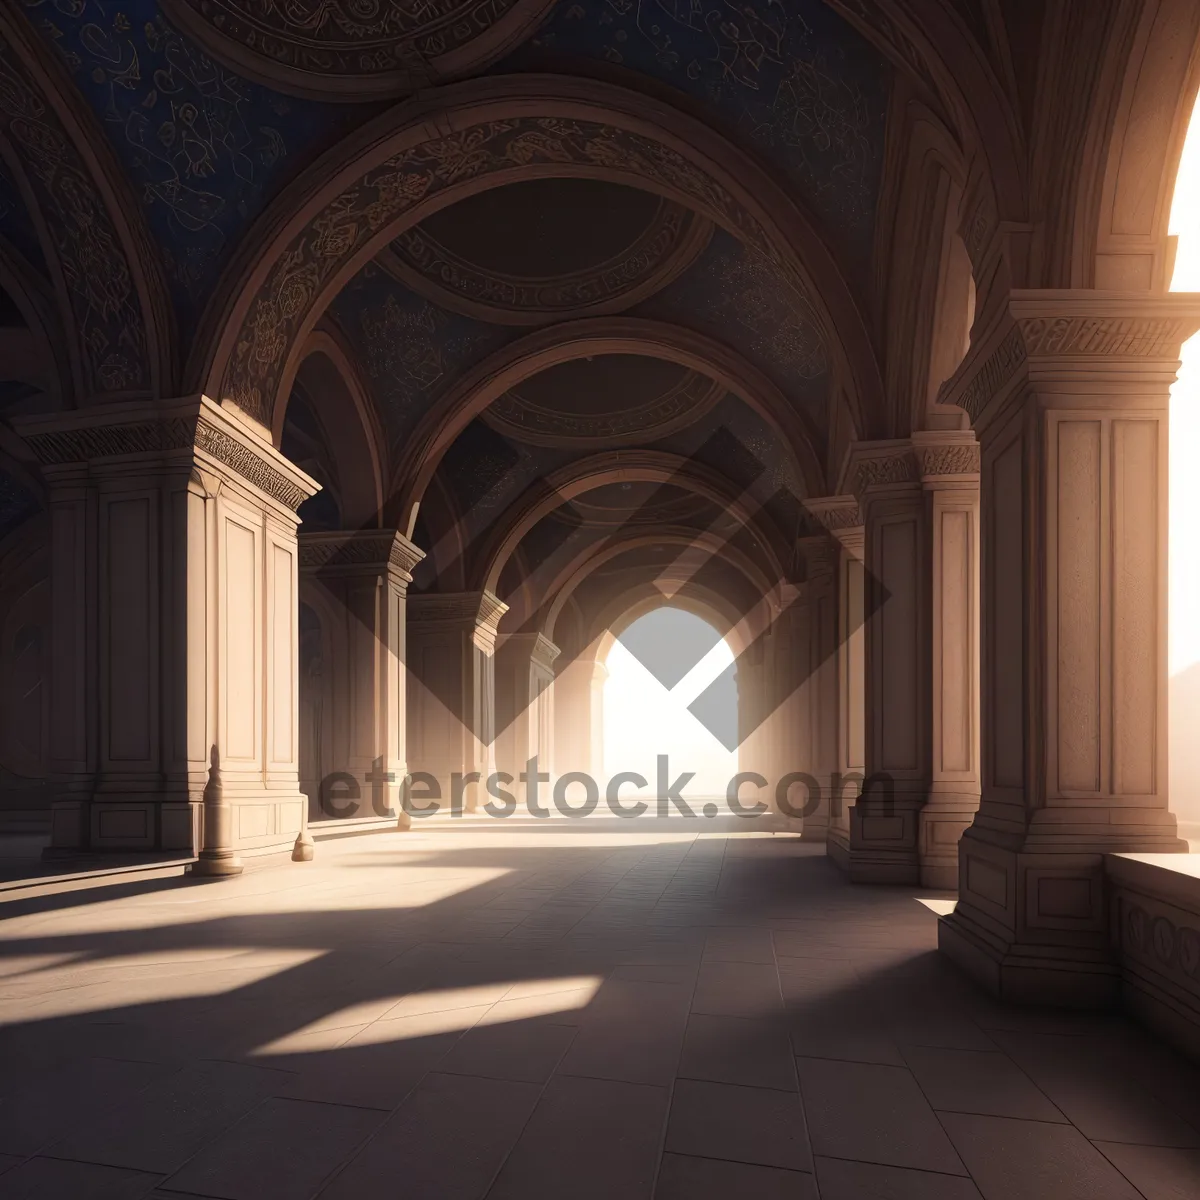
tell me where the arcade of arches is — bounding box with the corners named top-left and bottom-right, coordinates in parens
top-left (5, 0), bottom-right (1200, 1119)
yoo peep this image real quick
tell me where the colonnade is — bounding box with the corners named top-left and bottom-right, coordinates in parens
top-left (13, 290), bottom-right (1200, 1006)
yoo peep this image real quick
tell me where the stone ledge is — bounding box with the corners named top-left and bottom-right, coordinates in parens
top-left (1106, 852), bottom-right (1200, 1061)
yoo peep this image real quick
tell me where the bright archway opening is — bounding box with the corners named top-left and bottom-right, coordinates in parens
top-left (602, 607), bottom-right (740, 803)
top-left (1170, 86), bottom-right (1200, 843)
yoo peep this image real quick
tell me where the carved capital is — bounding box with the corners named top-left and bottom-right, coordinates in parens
top-left (802, 495), bottom-right (863, 532)
top-left (840, 441), bottom-right (920, 501)
top-left (912, 432), bottom-right (980, 482)
top-left (14, 397), bottom-right (320, 513)
top-left (299, 529), bottom-right (425, 583)
top-left (409, 590), bottom-right (509, 635)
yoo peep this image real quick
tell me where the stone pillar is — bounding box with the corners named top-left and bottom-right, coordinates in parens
top-left (406, 591), bottom-right (506, 812)
top-left (795, 536), bottom-right (840, 840)
top-left (16, 396), bottom-right (319, 855)
top-left (298, 530), bottom-right (423, 822)
top-left (836, 446), bottom-right (933, 883)
top-left (496, 633), bottom-right (560, 801)
top-left (914, 433), bottom-right (982, 888)
top-left (938, 290), bottom-right (1200, 1005)
top-left (807, 499), bottom-right (866, 862)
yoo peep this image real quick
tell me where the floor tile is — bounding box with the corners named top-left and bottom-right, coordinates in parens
top-left (164, 1096), bottom-right (382, 1199)
top-left (319, 1072), bottom-right (542, 1200)
top-left (796, 1057), bottom-right (966, 1175)
top-left (902, 1045), bottom-right (1066, 1122)
top-left (939, 1111), bottom-right (1143, 1199)
top-left (691, 961), bottom-right (782, 1018)
top-left (487, 1074), bottom-right (668, 1200)
top-left (654, 1152), bottom-right (818, 1199)
top-left (678, 1013), bottom-right (796, 1091)
top-left (46, 1059), bottom-right (285, 1173)
top-left (1094, 1141), bottom-right (1200, 1199)
top-left (436, 1018), bottom-right (575, 1083)
top-left (664, 1078), bottom-right (812, 1171)
top-left (815, 1156), bottom-right (984, 1199)
top-left (0, 1157), bottom-right (160, 1200)
top-left (0, 1056), bottom-right (173, 1157)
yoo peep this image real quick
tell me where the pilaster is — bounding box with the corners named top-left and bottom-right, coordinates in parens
top-left (937, 290), bottom-right (1200, 1005)
top-left (298, 529), bottom-right (423, 822)
top-left (16, 396), bottom-right (319, 855)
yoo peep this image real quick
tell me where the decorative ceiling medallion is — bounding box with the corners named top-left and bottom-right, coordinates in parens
top-left (483, 371), bottom-right (724, 448)
top-left (160, 0), bottom-right (557, 101)
top-left (379, 199), bottom-right (713, 325)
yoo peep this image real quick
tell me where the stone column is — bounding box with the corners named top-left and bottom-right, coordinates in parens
top-left (837, 446), bottom-right (933, 883)
top-left (495, 633), bottom-right (560, 802)
top-left (795, 536), bottom-right (840, 840)
top-left (807, 498), bottom-right (866, 862)
top-left (938, 290), bottom-right (1200, 1005)
top-left (913, 433), bottom-right (982, 889)
top-left (298, 530), bottom-right (423, 822)
top-left (406, 591), bottom-right (507, 813)
top-left (16, 396), bottom-right (319, 855)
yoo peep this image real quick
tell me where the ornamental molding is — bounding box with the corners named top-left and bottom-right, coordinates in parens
top-left (0, 23), bottom-right (154, 399)
top-left (381, 200), bottom-right (713, 326)
top-left (802, 496), bottom-right (863, 532)
top-left (1118, 896), bottom-right (1200, 993)
top-left (945, 324), bottom-right (1027, 422)
top-left (1016, 314), bottom-right (1199, 358)
top-left (914, 441), bottom-right (981, 478)
top-left (483, 371), bottom-right (725, 448)
top-left (841, 442), bottom-right (919, 499)
top-left (161, 0), bottom-right (557, 101)
top-left (214, 113), bottom-right (778, 428)
top-left (299, 529), bottom-right (425, 578)
top-left (408, 589), bottom-right (508, 631)
top-left (18, 402), bottom-right (318, 512)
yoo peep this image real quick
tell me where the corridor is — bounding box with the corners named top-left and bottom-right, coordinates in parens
top-left (0, 821), bottom-right (1197, 1200)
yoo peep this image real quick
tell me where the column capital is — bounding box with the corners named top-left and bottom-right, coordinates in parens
top-left (13, 395), bottom-right (320, 516)
top-left (837, 439), bottom-right (921, 503)
top-left (938, 290), bottom-right (1200, 428)
top-left (299, 529), bottom-right (424, 586)
top-left (911, 430), bottom-right (980, 489)
top-left (408, 590), bottom-right (508, 652)
top-left (803, 494), bottom-right (864, 547)
top-left (499, 632), bottom-right (561, 671)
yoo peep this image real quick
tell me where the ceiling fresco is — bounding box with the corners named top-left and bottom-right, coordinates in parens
top-left (505, 0), bottom-right (891, 268)
top-left (21, 0), bottom-right (375, 326)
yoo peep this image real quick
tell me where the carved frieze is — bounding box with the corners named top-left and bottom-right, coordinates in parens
top-left (917, 443), bottom-right (981, 477)
top-left (22, 410), bottom-right (314, 512)
top-left (1017, 315), bottom-right (1200, 359)
top-left (409, 589), bottom-right (508, 630)
top-left (0, 30), bottom-right (149, 398)
top-left (162, 0), bottom-right (555, 99)
top-left (219, 117), bottom-right (774, 427)
top-left (383, 200), bottom-right (712, 325)
top-left (803, 496), bottom-right (863, 531)
top-left (953, 324), bottom-right (1027, 422)
top-left (1120, 898), bottom-right (1200, 990)
top-left (299, 529), bottom-right (425, 578)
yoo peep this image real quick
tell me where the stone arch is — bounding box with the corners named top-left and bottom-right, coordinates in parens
top-left (290, 327), bottom-right (388, 530)
top-left (592, 585), bottom-right (757, 663)
top-left (542, 529), bottom-right (779, 649)
top-left (0, 9), bottom-right (174, 403)
top-left (388, 317), bottom-right (825, 535)
top-left (1076, 0), bottom-right (1200, 290)
top-left (190, 75), bottom-right (884, 442)
top-left (472, 450), bottom-right (791, 596)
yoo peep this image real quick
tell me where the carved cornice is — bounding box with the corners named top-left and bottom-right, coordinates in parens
top-left (912, 433), bottom-right (981, 480)
top-left (1015, 313), bottom-right (1200, 358)
top-left (16, 399), bottom-right (319, 512)
top-left (382, 201), bottom-right (713, 326)
top-left (802, 495), bottom-right (863, 532)
top-left (299, 529), bottom-right (425, 580)
top-left (409, 589), bottom-right (508, 632)
top-left (949, 323), bottom-right (1027, 422)
top-left (162, 0), bottom-right (556, 101)
top-left (840, 441), bottom-right (920, 500)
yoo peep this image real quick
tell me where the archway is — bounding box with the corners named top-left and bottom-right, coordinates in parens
top-left (599, 606), bottom-right (738, 809)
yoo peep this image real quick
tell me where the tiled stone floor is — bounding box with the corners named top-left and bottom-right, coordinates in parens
top-left (2, 815), bottom-right (1200, 1199)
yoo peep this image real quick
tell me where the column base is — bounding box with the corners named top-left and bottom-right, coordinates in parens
top-left (826, 798), bottom-right (923, 884)
top-left (919, 800), bottom-right (979, 890)
top-left (938, 907), bottom-right (1119, 1008)
top-left (45, 798), bottom-right (201, 854)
